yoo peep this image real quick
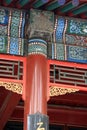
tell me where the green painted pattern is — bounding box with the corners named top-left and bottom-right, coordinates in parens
top-left (28, 44), bottom-right (47, 56)
top-left (46, 1), bottom-right (60, 11)
top-left (60, 3), bottom-right (75, 13)
top-left (0, 36), bottom-right (7, 53)
top-left (56, 44), bottom-right (65, 60)
top-left (28, 39), bottom-right (47, 56)
top-left (33, 0), bottom-right (48, 8)
top-left (72, 4), bottom-right (87, 15)
top-left (18, 0), bottom-right (30, 7)
top-left (66, 18), bottom-right (87, 36)
top-left (12, 10), bottom-right (21, 17)
top-left (0, 25), bottom-right (8, 36)
top-left (4, 0), bottom-right (13, 5)
top-left (0, 6), bottom-right (27, 56)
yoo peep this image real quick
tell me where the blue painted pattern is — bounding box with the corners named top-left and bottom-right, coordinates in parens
top-left (55, 17), bottom-right (65, 43)
top-left (67, 19), bottom-right (87, 36)
top-left (0, 7), bottom-right (27, 56)
top-left (0, 9), bottom-right (9, 25)
top-left (21, 13), bottom-right (26, 38)
top-left (67, 45), bottom-right (87, 63)
top-left (10, 38), bottom-right (19, 55)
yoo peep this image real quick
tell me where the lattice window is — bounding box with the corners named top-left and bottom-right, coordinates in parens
top-left (50, 64), bottom-right (87, 87)
top-left (0, 59), bottom-right (23, 80)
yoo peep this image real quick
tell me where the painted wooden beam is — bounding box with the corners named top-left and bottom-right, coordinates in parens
top-left (17, 0), bottom-right (30, 8)
top-left (59, 2), bottom-right (76, 13)
top-left (3, 0), bottom-right (13, 6)
top-left (0, 91), bottom-right (21, 129)
top-left (80, 13), bottom-right (87, 18)
top-left (33, 0), bottom-right (49, 8)
top-left (69, 3), bottom-right (87, 16)
top-left (46, 1), bottom-right (60, 11)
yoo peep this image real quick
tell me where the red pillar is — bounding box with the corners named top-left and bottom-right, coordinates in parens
top-left (24, 39), bottom-right (48, 130)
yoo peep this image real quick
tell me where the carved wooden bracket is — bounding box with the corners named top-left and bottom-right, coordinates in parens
top-left (50, 86), bottom-right (79, 96)
top-left (0, 81), bottom-right (22, 94)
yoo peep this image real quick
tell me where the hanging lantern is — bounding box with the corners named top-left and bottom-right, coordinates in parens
top-left (58, 0), bottom-right (66, 5)
top-left (72, 0), bottom-right (79, 6)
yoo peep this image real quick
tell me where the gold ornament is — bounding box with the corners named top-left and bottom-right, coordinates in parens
top-left (0, 81), bottom-right (22, 94)
top-left (50, 86), bottom-right (79, 96)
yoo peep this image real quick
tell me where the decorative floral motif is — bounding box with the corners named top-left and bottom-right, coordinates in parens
top-left (0, 7), bottom-right (26, 56)
top-left (66, 34), bottom-right (87, 46)
top-left (51, 16), bottom-right (87, 63)
top-left (0, 7), bottom-right (26, 38)
top-left (0, 81), bottom-right (22, 94)
top-left (67, 45), bottom-right (87, 63)
top-left (67, 19), bottom-right (87, 36)
top-left (50, 86), bottom-right (79, 96)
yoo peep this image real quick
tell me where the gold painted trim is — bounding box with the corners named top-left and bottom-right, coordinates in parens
top-left (50, 86), bottom-right (79, 96)
top-left (0, 81), bottom-right (22, 94)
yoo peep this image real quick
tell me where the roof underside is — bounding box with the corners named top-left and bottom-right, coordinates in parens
top-left (1, 0), bottom-right (87, 19)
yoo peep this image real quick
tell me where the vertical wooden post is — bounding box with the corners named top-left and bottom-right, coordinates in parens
top-left (24, 39), bottom-right (48, 130)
